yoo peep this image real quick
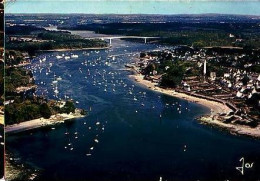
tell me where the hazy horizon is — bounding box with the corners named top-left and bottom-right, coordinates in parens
top-left (6, 1), bottom-right (260, 15)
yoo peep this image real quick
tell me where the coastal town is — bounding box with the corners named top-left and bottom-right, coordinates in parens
top-left (128, 45), bottom-right (260, 137)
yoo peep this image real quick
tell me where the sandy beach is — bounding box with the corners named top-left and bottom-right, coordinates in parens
top-left (0, 114), bottom-right (3, 125)
top-left (5, 112), bottom-right (85, 134)
top-left (130, 74), bottom-right (231, 115)
top-left (130, 74), bottom-right (260, 138)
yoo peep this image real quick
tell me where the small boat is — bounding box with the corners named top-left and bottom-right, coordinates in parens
top-left (86, 154), bottom-right (92, 156)
top-left (54, 88), bottom-right (59, 94)
top-left (94, 139), bottom-right (99, 143)
top-left (56, 55), bottom-right (63, 59)
top-left (71, 54), bottom-right (79, 58)
top-left (40, 57), bottom-right (46, 62)
top-left (64, 56), bottom-right (70, 60)
top-left (64, 130), bottom-right (69, 135)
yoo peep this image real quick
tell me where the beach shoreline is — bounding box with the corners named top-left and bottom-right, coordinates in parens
top-left (129, 74), bottom-right (231, 115)
top-left (5, 111), bottom-right (85, 135)
top-left (0, 114), bottom-right (3, 125)
top-left (129, 73), bottom-right (260, 138)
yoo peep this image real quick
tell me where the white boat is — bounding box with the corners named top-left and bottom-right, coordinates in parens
top-left (71, 54), bottom-right (79, 58)
top-left (56, 55), bottom-right (63, 59)
top-left (64, 56), bottom-right (70, 60)
top-left (54, 84), bottom-right (59, 94)
top-left (54, 88), bottom-right (59, 94)
top-left (105, 62), bottom-right (111, 66)
top-left (64, 129), bottom-right (69, 135)
top-left (40, 57), bottom-right (46, 62)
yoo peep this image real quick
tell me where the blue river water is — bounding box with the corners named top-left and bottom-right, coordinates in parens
top-left (7, 33), bottom-right (260, 181)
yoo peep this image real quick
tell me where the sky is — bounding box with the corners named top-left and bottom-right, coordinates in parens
top-left (5, 0), bottom-right (260, 15)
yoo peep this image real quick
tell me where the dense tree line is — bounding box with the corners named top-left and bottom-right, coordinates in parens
top-left (68, 22), bottom-right (260, 48)
top-left (6, 29), bottom-right (108, 55)
top-left (5, 99), bottom-right (76, 125)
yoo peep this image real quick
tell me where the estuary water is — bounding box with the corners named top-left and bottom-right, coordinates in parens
top-left (7, 31), bottom-right (260, 181)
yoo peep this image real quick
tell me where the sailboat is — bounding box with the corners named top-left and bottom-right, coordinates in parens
top-left (56, 55), bottom-right (63, 59)
top-left (54, 85), bottom-right (59, 94)
top-left (64, 56), bottom-right (70, 60)
top-left (64, 129), bottom-right (69, 135)
top-left (71, 54), bottom-right (79, 58)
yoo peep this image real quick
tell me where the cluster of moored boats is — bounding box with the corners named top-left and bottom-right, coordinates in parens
top-left (25, 45), bottom-right (192, 158)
